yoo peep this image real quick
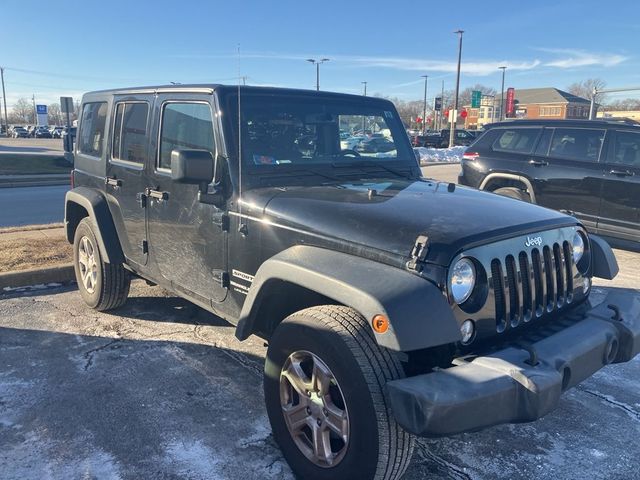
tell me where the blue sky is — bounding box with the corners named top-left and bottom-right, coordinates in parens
top-left (1, 0), bottom-right (638, 108)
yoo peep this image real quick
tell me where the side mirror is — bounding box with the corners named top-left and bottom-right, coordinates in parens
top-left (171, 149), bottom-right (214, 185)
top-left (171, 149), bottom-right (225, 207)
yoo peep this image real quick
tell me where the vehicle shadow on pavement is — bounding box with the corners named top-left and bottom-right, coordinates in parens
top-left (0, 324), bottom-right (292, 479)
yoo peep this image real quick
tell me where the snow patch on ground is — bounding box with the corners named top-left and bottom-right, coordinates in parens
top-left (414, 146), bottom-right (467, 164)
top-left (164, 440), bottom-right (224, 479)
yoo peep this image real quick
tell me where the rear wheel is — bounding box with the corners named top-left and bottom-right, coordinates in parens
top-left (73, 218), bottom-right (130, 311)
top-left (493, 186), bottom-right (531, 202)
top-left (264, 305), bottom-right (414, 480)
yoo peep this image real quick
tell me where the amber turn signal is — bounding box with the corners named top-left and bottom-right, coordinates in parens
top-left (372, 314), bottom-right (389, 334)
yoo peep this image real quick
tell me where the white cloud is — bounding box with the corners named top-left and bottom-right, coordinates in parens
top-left (537, 48), bottom-right (628, 68)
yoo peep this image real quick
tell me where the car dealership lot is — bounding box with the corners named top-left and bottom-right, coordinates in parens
top-left (1, 249), bottom-right (639, 480)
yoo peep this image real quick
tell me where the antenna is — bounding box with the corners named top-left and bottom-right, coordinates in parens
top-left (237, 44), bottom-right (247, 235)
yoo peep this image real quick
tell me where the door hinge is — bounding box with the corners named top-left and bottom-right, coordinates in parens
top-left (221, 214), bottom-right (230, 232)
top-left (220, 271), bottom-right (230, 289)
top-left (137, 192), bottom-right (147, 208)
top-left (140, 240), bottom-right (148, 254)
top-left (407, 235), bottom-right (429, 273)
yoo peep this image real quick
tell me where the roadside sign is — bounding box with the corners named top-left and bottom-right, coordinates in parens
top-left (36, 104), bottom-right (47, 114)
top-left (434, 97), bottom-right (442, 111)
top-left (506, 88), bottom-right (515, 117)
top-left (60, 96), bottom-right (74, 114)
top-left (36, 104), bottom-right (48, 126)
top-left (461, 110), bottom-right (468, 119)
top-left (416, 116), bottom-right (422, 124)
top-left (471, 90), bottom-right (482, 108)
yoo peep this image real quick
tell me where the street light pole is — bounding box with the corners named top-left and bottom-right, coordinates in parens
top-left (449, 30), bottom-right (464, 147)
top-left (499, 66), bottom-right (506, 121)
top-left (306, 58), bottom-right (330, 91)
top-left (421, 75), bottom-right (428, 134)
top-left (0, 67), bottom-right (8, 136)
top-left (361, 81), bottom-right (367, 96)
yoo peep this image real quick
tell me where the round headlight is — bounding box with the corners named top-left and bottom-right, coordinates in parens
top-left (450, 258), bottom-right (476, 304)
top-left (572, 232), bottom-right (585, 263)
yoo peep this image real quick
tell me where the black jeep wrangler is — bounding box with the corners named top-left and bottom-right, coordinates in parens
top-left (65, 85), bottom-right (639, 480)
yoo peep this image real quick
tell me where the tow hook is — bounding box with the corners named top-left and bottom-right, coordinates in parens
top-left (517, 341), bottom-right (539, 366)
top-left (607, 304), bottom-right (622, 321)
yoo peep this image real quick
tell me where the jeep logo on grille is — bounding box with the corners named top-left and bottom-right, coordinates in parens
top-left (525, 236), bottom-right (543, 247)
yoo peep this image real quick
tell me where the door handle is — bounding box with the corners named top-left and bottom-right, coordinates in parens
top-left (528, 159), bottom-right (548, 166)
top-left (608, 169), bottom-right (633, 177)
top-left (105, 177), bottom-right (122, 188)
top-left (145, 187), bottom-right (169, 201)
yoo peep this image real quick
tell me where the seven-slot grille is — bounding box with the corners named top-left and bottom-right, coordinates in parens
top-left (490, 240), bottom-right (574, 333)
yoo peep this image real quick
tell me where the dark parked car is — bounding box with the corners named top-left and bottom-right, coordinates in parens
top-left (354, 136), bottom-right (396, 153)
top-left (412, 129), bottom-right (476, 148)
top-left (12, 127), bottom-right (29, 138)
top-left (458, 119), bottom-right (640, 252)
top-left (64, 86), bottom-right (637, 480)
top-left (34, 126), bottom-right (52, 138)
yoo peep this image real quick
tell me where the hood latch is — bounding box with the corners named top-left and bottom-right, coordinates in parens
top-left (407, 234), bottom-right (430, 273)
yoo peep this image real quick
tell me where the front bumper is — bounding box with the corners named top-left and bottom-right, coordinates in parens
top-left (386, 290), bottom-right (640, 437)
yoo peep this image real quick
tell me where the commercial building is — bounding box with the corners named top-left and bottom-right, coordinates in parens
top-left (464, 87), bottom-right (591, 129)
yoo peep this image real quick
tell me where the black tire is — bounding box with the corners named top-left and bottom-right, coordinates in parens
top-left (73, 217), bottom-right (130, 311)
top-left (493, 186), bottom-right (531, 202)
top-left (264, 305), bottom-right (414, 480)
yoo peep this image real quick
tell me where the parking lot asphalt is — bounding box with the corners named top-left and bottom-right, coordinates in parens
top-left (1, 245), bottom-right (639, 480)
top-left (0, 137), bottom-right (63, 155)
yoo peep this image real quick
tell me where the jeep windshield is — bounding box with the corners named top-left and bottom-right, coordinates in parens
top-left (223, 90), bottom-right (418, 179)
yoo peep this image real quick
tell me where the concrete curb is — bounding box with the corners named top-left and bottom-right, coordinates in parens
top-left (0, 264), bottom-right (75, 290)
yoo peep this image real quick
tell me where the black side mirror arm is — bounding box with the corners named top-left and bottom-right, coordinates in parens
top-left (197, 181), bottom-right (226, 207)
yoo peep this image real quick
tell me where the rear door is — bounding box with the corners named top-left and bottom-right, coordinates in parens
top-left (532, 127), bottom-right (606, 231)
top-left (105, 98), bottom-right (151, 267)
top-left (146, 94), bottom-right (228, 303)
top-left (597, 128), bottom-right (640, 243)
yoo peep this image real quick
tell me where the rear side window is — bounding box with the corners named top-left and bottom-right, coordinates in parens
top-left (549, 128), bottom-right (605, 162)
top-left (78, 102), bottom-right (108, 157)
top-left (158, 102), bottom-right (215, 171)
top-left (610, 130), bottom-right (640, 167)
top-left (491, 128), bottom-right (541, 154)
top-left (112, 102), bottom-right (149, 164)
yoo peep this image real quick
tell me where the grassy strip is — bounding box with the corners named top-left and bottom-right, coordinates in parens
top-left (0, 233), bottom-right (72, 273)
top-left (0, 154), bottom-right (71, 175)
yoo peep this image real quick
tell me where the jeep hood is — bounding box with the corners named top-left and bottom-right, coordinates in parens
top-left (244, 179), bottom-right (578, 266)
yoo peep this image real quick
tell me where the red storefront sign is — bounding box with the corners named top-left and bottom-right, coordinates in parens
top-left (506, 88), bottom-right (515, 117)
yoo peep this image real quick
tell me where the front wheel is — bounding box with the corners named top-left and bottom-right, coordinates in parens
top-left (264, 306), bottom-right (414, 480)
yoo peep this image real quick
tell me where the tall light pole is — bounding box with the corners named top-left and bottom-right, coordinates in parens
top-left (499, 66), bottom-right (507, 121)
top-left (449, 30), bottom-right (464, 147)
top-left (306, 58), bottom-right (329, 91)
top-left (361, 81), bottom-right (367, 96)
top-left (0, 67), bottom-right (8, 136)
top-left (421, 75), bottom-right (428, 134)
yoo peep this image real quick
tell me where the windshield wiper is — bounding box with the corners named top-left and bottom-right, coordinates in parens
top-left (257, 167), bottom-right (342, 183)
top-left (331, 160), bottom-right (412, 179)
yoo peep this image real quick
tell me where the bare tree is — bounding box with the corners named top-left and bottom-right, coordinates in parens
top-left (48, 103), bottom-right (63, 125)
top-left (567, 78), bottom-right (607, 103)
top-left (604, 98), bottom-right (640, 111)
top-left (12, 97), bottom-right (35, 123)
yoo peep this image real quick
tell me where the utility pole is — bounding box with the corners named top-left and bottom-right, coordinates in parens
top-left (32, 94), bottom-right (37, 125)
top-left (589, 88), bottom-right (597, 120)
top-left (440, 80), bottom-right (444, 130)
top-left (0, 67), bottom-right (8, 136)
top-left (306, 58), bottom-right (329, 91)
top-left (449, 30), bottom-right (464, 147)
top-left (361, 81), bottom-right (367, 96)
top-left (421, 75), bottom-right (428, 134)
top-left (499, 66), bottom-right (506, 121)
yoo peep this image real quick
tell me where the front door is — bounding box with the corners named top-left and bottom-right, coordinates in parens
top-left (598, 128), bottom-right (640, 243)
top-left (146, 95), bottom-right (228, 303)
top-left (105, 98), bottom-right (150, 267)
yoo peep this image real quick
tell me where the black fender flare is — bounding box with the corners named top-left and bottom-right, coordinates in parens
top-left (64, 187), bottom-right (124, 265)
top-left (589, 234), bottom-right (618, 280)
top-left (235, 245), bottom-right (461, 352)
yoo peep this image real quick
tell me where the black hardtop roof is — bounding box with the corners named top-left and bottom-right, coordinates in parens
top-left (485, 118), bottom-right (640, 129)
top-left (82, 84), bottom-right (392, 105)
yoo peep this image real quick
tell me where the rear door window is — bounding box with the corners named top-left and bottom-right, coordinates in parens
top-left (112, 102), bottom-right (149, 165)
top-left (78, 102), bottom-right (108, 157)
top-left (610, 130), bottom-right (640, 167)
top-left (549, 128), bottom-right (605, 162)
top-left (491, 128), bottom-right (541, 154)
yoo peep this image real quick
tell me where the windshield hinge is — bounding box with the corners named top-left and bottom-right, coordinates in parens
top-left (407, 235), bottom-right (429, 273)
